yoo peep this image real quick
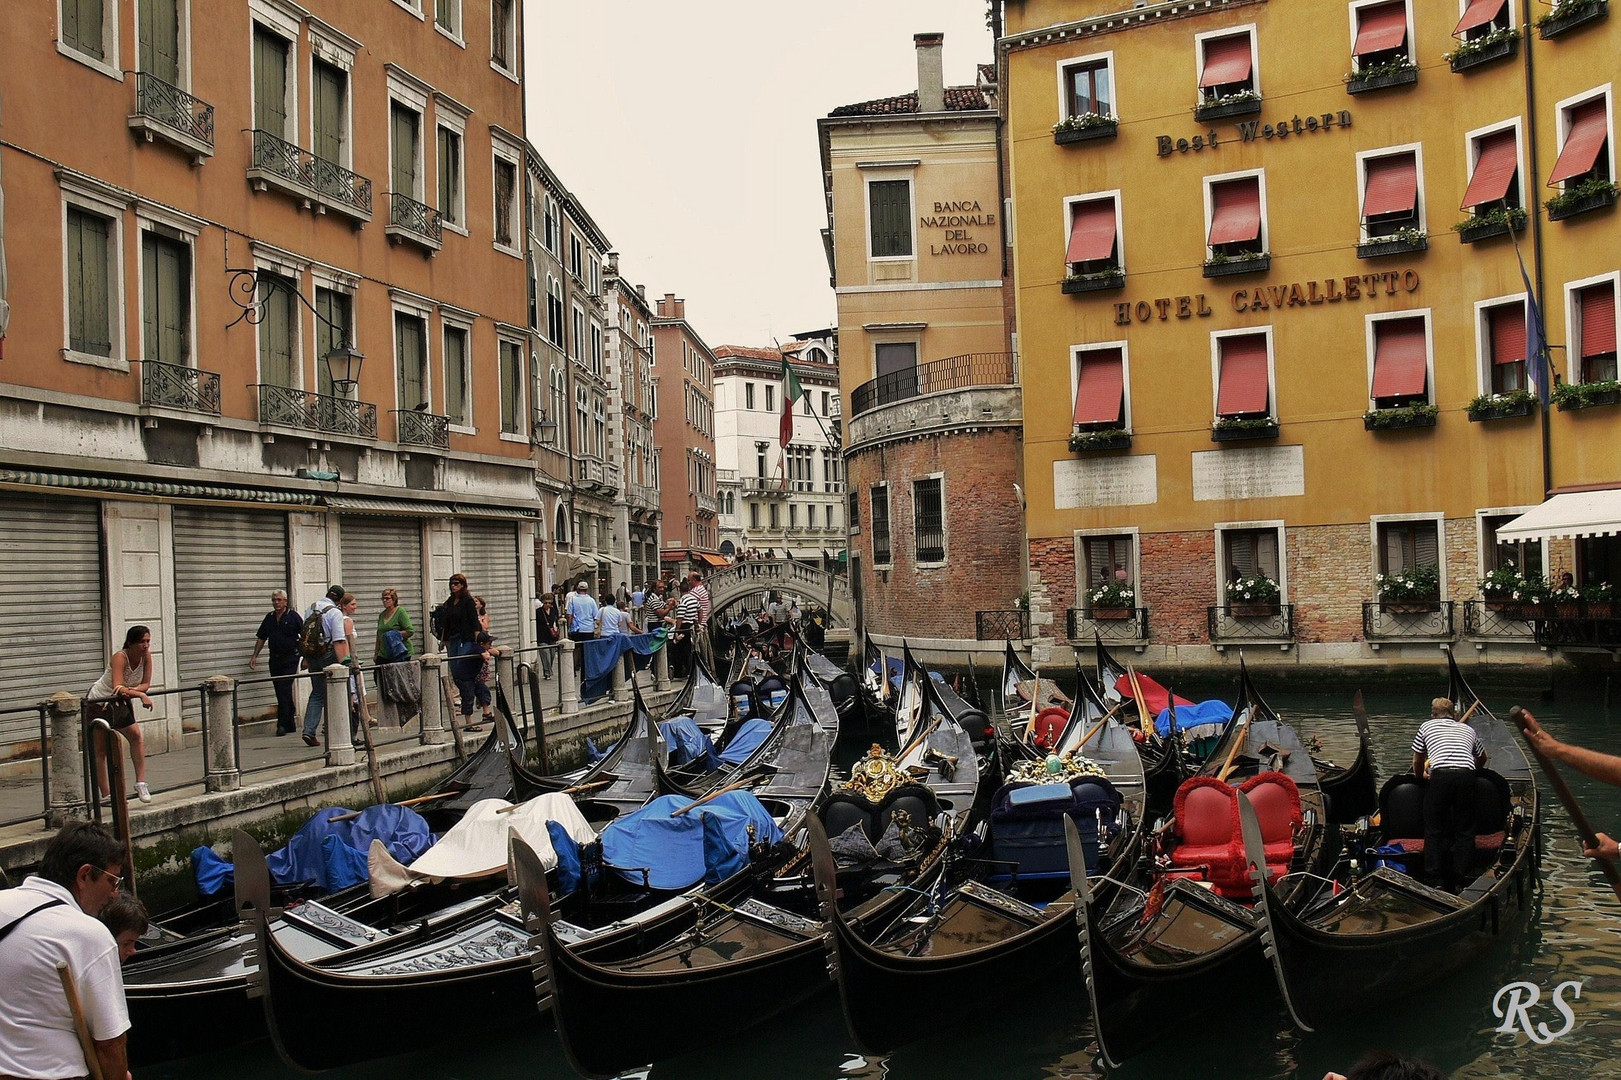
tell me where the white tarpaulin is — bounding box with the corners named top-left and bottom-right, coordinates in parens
top-left (1497, 491), bottom-right (1621, 542)
top-left (367, 795), bottom-right (597, 897)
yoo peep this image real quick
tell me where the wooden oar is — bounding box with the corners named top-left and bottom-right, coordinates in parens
top-left (1509, 705), bottom-right (1621, 902)
top-left (351, 666), bottom-right (389, 806)
top-left (100, 725), bottom-right (136, 900)
top-left (1021, 671), bottom-right (1042, 741)
top-left (670, 773), bottom-right (767, 817)
top-left (440, 670), bottom-right (467, 762)
top-left (1125, 666), bottom-right (1154, 735)
top-left (898, 714), bottom-right (944, 765)
top-left (1217, 705), bottom-right (1255, 783)
top-left (57, 962), bottom-right (105, 1080)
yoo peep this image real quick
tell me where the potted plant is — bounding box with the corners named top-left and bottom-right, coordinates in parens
top-left (1203, 249), bottom-right (1272, 278)
top-left (1193, 89), bottom-right (1261, 122)
top-left (1545, 176), bottom-right (1619, 221)
top-left (1479, 567), bottom-right (1538, 611)
top-left (1344, 57), bottom-right (1419, 94)
top-left (1445, 25), bottom-right (1521, 71)
top-left (1357, 225), bottom-right (1429, 259)
top-left (1537, 0), bottom-right (1609, 38)
top-left (1453, 204), bottom-right (1529, 243)
top-left (1227, 574), bottom-right (1281, 616)
top-left (1089, 581), bottom-right (1137, 621)
top-left (1583, 581), bottom-right (1614, 619)
top-left (1553, 378), bottom-right (1621, 411)
top-left (1377, 566), bottom-right (1441, 612)
top-left (1052, 111), bottom-right (1119, 145)
top-left (1070, 427), bottom-right (1132, 452)
top-left (1467, 389), bottom-right (1536, 421)
top-left (1364, 401), bottom-right (1440, 430)
top-left (1062, 266), bottom-right (1127, 294)
top-left (1212, 415), bottom-right (1281, 441)
top-left (1547, 581), bottom-right (1585, 618)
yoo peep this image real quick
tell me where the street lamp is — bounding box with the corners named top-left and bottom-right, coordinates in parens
top-left (324, 345), bottom-right (365, 397)
top-left (534, 410), bottom-right (558, 444)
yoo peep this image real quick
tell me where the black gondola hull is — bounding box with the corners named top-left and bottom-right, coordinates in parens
top-left (126, 979), bottom-right (260, 1067)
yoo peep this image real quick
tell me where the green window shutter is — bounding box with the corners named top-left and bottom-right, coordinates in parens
top-left (139, 0), bottom-right (180, 83)
top-left (253, 28), bottom-right (288, 135)
top-left (312, 61), bottom-right (347, 164)
top-left (396, 313), bottom-right (426, 412)
top-left (491, 0), bottom-right (511, 66)
top-left (437, 128), bottom-right (461, 223)
top-left (141, 233), bottom-right (189, 365)
top-left (258, 276), bottom-right (296, 388)
top-left (869, 181), bottom-right (912, 258)
top-left (314, 288), bottom-right (351, 397)
top-left (500, 341), bottom-right (520, 432)
top-left (67, 209), bottom-right (112, 357)
top-left (67, 0), bottom-right (106, 60)
top-left (436, 0), bottom-right (457, 33)
top-left (445, 328), bottom-right (467, 425)
top-left (391, 104), bottom-right (418, 197)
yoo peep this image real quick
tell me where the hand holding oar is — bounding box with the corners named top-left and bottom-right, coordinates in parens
top-left (57, 963), bottom-right (106, 1080)
top-left (1511, 705), bottom-right (1621, 900)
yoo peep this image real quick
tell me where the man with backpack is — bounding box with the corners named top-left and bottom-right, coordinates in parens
top-left (299, 585), bottom-right (351, 748)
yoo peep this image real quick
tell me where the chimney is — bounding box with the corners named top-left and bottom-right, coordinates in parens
top-left (656, 293), bottom-right (685, 319)
top-left (606, 251), bottom-right (619, 275)
top-left (636, 284), bottom-right (646, 301)
top-left (915, 33), bottom-right (945, 113)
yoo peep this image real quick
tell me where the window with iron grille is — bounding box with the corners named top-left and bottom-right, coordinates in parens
top-left (913, 477), bottom-right (944, 563)
top-left (870, 485), bottom-right (891, 565)
top-left (849, 489), bottom-right (860, 528)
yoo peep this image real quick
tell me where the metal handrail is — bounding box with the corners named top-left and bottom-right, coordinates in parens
top-left (1067, 606), bottom-right (1150, 642)
top-left (133, 71), bottom-right (215, 148)
top-left (387, 191), bottom-right (444, 246)
top-left (252, 383), bottom-right (379, 439)
top-left (976, 609), bottom-right (1031, 641)
top-left (0, 702), bottom-right (51, 827)
top-left (141, 359), bottom-right (222, 415)
top-left (1208, 603), bottom-right (1296, 642)
top-left (393, 408), bottom-right (451, 449)
top-left (250, 128), bottom-right (373, 216)
top-left (81, 684), bottom-right (207, 821)
top-left (849, 352), bottom-right (1018, 417)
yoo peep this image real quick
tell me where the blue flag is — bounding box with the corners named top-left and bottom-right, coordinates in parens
top-left (1515, 248), bottom-right (1551, 408)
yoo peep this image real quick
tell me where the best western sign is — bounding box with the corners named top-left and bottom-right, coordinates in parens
top-left (1157, 109), bottom-right (1355, 158)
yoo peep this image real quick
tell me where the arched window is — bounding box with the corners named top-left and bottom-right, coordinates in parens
top-left (555, 504), bottom-right (571, 549)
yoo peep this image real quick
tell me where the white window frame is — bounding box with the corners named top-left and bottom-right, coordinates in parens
top-left (433, 93), bottom-right (471, 235)
top-left (491, 134), bottom-right (524, 258)
top-left (1068, 340), bottom-right (1133, 433)
top-left (863, 169), bottom-right (917, 263)
top-left (440, 306), bottom-right (475, 433)
top-left (497, 326), bottom-right (529, 443)
top-left (1073, 526), bottom-right (1142, 617)
top-left (389, 290), bottom-right (434, 421)
top-left (1564, 270), bottom-right (1621, 384)
top-left (590, 319), bottom-right (605, 377)
top-left (1463, 117), bottom-right (1527, 211)
top-left (1552, 84), bottom-right (1616, 194)
top-left (1193, 24), bottom-right (1260, 100)
top-left (58, 0), bottom-right (122, 80)
top-left (1355, 142), bottom-right (1427, 242)
top-left (134, 202), bottom-right (204, 370)
top-left (1475, 506), bottom-right (1549, 579)
top-left (307, 22), bottom-right (358, 168)
top-left (249, 3), bottom-right (299, 143)
top-left (385, 67), bottom-right (431, 203)
top-left (1369, 512), bottom-right (1447, 598)
top-left (309, 262), bottom-right (358, 397)
top-left (390, 0), bottom-right (425, 19)
top-left (248, 240), bottom-right (310, 389)
top-left (870, 481), bottom-right (893, 569)
top-left (1209, 326), bottom-right (1277, 422)
top-left (1348, 0), bottom-right (1416, 71)
top-left (1060, 190), bottom-right (1125, 273)
top-left (1471, 291), bottom-right (1530, 396)
top-left (571, 304), bottom-right (587, 363)
top-left (1215, 520), bottom-right (1289, 602)
top-left (59, 174), bottom-right (130, 371)
top-left (908, 471), bottom-right (947, 568)
top-left (1202, 167), bottom-right (1269, 260)
top-left (433, 0), bottom-right (463, 45)
top-left (1364, 307), bottom-right (1436, 408)
top-left (134, 0), bottom-right (195, 90)
top-left (544, 194), bottom-right (560, 254)
top-left (1055, 49), bottom-right (1117, 121)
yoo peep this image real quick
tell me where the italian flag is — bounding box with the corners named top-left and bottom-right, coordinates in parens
top-left (780, 357), bottom-right (804, 447)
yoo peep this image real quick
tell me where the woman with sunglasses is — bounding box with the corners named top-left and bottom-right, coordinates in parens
top-left (439, 575), bottom-right (482, 732)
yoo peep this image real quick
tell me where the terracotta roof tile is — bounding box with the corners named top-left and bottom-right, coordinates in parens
top-left (828, 85), bottom-right (988, 117)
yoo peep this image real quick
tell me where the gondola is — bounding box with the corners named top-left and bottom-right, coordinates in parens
top-left (815, 703), bottom-right (1146, 1054)
top-left (861, 639), bottom-right (898, 734)
top-left (517, 657), bottom-right (983, 1078)
top-left (1071, 659), bottom-right (1337, 1067)
top-left (1241, 649), bottom-right (1538, 1030)
top-left (1313, 696), bottom-right (1379, 824)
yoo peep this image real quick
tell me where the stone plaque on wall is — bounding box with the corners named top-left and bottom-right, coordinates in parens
top-left (1191, 444), bottom-right (1305, 502)
top-left (1053, 455), bottom-right (1158, 509)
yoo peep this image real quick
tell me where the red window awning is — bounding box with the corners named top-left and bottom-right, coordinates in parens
top-left (1489, 304), bottom-right (1527, 366)
top-left (1363, 153), bottom-right (1419, 217)
top-left (1208, 178), bottom-right (1262, 246)
top-left (1455, 0), bottom-right (1507, 35)
top-left (1461, 130), bottom-right (1519, 208)
top-left (1199, 34), bottom-right (1253, 88)
top-left (1354, 2), bottom-right (1409, 56)
top-left (1581, 285), bottom-right (1617, 357)
top-left (1370, 318), bottom-right (1428, 398)
top-left (1216, 335), bottom-right (1270, 416)
top-left (1073, 350), bottom-right (1125, 425)
top-left (1066, 199), bottom-right (1118, 264)
top-left (1548, 99), bottom-right (1610, 187)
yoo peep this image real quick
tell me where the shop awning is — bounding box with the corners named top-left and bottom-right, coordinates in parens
top-left (1199, 34), bottom-right (1253, 88)
top-left (1066, 199), bottom-right (1117, 264)
top-left (1354, 2), bottom-right (1409, 55)
top-left (660, 549), bottom-right (688, 563)
top-left (1209, 178), bottom-right (1262, 245)
top-left (1363, 154), bottom-right (1419, 218)
top-left (1455, 0), bottom-right (1507, 35)
top-left (1461, 130), bottom-right (1519, 208)
top-left (1548, 99), bottom-right (1610, 186)
top-left (0, 469), bottom-right (320, 505)
top-left (1370, 318), bottom-right (1429, 398)
top-left (697, 552), bottom-right (729, 568)
top-left (1489, 304), bottom-right (1528, 366)
top-left (570, 554), bottom-right (600, 568)
top-left (455, 503), bottom-right (540, 519)
top-left (328, 495), bottom-right (455, 516)
top-left (788, 549), bottom-right (823, 561)
top-left (1498, 491), bottom-right (1621, 542)
top-left (1216, 335), bottom-right (1270, 416)
top-left (1072, 349), bottom-right (1125, 425)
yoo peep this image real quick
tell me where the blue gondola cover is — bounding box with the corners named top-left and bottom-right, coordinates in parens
top-left (600, 792), bottom-right (783, 890)
top-left (717, 718), bottom-right (774, 765)
top-left (660, 716), bottom-right (720, 770)
top-left (192, 804), bottom-right (434, 895)
top-left (1155, 699), bottom-right (1234, 741)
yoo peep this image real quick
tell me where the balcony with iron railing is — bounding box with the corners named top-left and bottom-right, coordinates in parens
top-left (140, 360), bottom-right (220, 416)
top-left (1363, 601), bottom-right (1456, 644)
top-left (849, 352), bottom-right (1018, 417)
top-left (128, 72), bottom-right (214, 161)
top-left (247, 129), bottom-right (373, 223)
top-left (252, 384), bottom-right (377, 440)
top-left (386, 192), bottom-right (443, 252)
top-left (1462, 600), bottom-right (1537, 642)
top-left (976, 609), bottom-right (1031, 641)
top-left (1067, 606), bottom-right (1150, 645)
top-left (392, 409), bottom-right (450, 450)
top-left (743, 476), bottom-right (790, 498)
top-left (1208, 604), bottom-right (1296, 646)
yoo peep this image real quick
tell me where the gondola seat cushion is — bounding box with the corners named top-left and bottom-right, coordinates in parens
top-left (1381, 771), bottom-right (1512, 855)
top-left (990, 778), bottom-right (1124, 876)
top-left (1239, 772), bottom-right (1302, 864)
top-left (1031, 707), bottom-right (1069, 749)
top-left (601, 792), bottom-right (783, 890)
top-left (822, 793), bottom-right (878, 841)
top-left (1168, 778), bottom-right (1245, 894)
top-left (876, 785), bottom-right (940, 840)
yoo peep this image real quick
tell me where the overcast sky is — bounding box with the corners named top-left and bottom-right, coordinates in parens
top-left (523, 1), bottom-right (993, 349)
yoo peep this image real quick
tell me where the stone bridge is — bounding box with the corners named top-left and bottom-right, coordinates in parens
top-left (704, 559), bottom-right (854, 627)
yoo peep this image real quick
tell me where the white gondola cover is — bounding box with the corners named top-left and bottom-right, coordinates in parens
top-left (367, 794), bottom-right (597, 897)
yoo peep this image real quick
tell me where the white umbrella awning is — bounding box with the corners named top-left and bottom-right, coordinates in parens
top-left (1497, 490), bottom-right (1621, 542)
top-left (570, 554), bottom-right (600, 568)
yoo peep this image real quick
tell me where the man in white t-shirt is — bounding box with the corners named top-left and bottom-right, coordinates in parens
top-left (0, 822), bottom-right (131, 1080)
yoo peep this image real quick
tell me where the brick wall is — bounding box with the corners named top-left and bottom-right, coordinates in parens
top-left (850, 428), bottom-right (1023, 640)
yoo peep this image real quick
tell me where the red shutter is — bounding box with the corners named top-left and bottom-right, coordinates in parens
top-left (1548, 99), bottom-right (1610, 187)
top-left (1208, 178), bottom-right (1262, 245)
top-left (1066, 200), bottom-right (1118, 264)
top-left (1581, 284), bottom-right (1617, 357)
top-left (1488, 304), bottom-right (1527, 366)
top-left (1461, 130), bottom-right (1519, 208)
top-left (1199, 35), bottom-right (1253, 88)
top-left (1073, 350), bottom-right (1125, 425)
top-left (1454, 0), bottom-right (1507, 35)
top-left (1370, 318), bottom-right (1428, 398)
top-left (1362, 153), bottom-right (1419, 217)
top-left (1216, 335), bottom-right (1270, 416)
top-left (1354, 2), bottom-right (1409, 55)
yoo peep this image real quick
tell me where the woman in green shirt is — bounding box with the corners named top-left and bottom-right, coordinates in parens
top-left (375, 588), bottom-right (416, 663)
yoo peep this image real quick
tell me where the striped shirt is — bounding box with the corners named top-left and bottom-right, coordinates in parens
top-left (674, 593), bottom-right (701, 627)
top-left (1412, 719), bottom-right (1483, 771)
top-left (692, 582), bottom-right (711, 627)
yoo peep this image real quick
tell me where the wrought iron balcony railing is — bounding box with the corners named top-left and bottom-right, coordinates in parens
top-left (1067, 606), bottom-right (1150, 643)
top-left (129, 72), bottom-right (214, 157)
top-left (1462, 600), bottom-right (1536, 641)
top-left (1363, 600), bottom-right (1456, 641)
top-left (976, 609), bottom-right (1031, 641)
top-left (386, 192), bottom-right (443, 251)
top-left (393, 409), bottom-right (450, 450)
top-left (849, 352), bottom-right (1017, 417)
top-left (140, 360), bottom-right (220, 415)
top-left (743, 477), bottom-right (790, 497)
top-left (1208, 603), bottom-right (1296, 643)
top-left (253, 384), bottom-right (377, 439)
top-left (248, 129), bottom-right (373, 221)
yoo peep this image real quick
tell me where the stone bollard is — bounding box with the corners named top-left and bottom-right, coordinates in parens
top-left (418, 653), bottom-right (449, 746)
top-left (46, 693), bottom-right (87, 826)
top-left (203, 675), bottom-right (241, 793)
top-left (653, 644), bottom-right (670, 692)
top-left (611, 649), bottom-right (629, 703)
top-left (559, 638), bottom-right (579, 716)
top-left (495, 648), bottom-right (518, 722)
top-left (325, 664), bottom-right (356, 767)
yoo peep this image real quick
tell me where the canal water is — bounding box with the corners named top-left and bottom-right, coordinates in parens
top-left (147, 678), bottom-right (1621, 1080)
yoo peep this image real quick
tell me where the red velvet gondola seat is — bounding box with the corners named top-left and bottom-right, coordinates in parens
top-left (1238, 772), bottom-right (1302, 884)
top-left (1167, 777), bottom-right (1246, 896)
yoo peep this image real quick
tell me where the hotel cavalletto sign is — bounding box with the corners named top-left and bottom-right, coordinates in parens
top-left (1112, 269), bottom-right (1421, 326)
top-left (920, 200), bottom-right (995, 256)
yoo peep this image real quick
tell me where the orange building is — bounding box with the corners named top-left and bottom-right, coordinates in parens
top-left (652, 295), bottom-right (721, 575)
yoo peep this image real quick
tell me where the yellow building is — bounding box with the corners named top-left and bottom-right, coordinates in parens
top-left (1000, 0), bottom-right (1618, 669)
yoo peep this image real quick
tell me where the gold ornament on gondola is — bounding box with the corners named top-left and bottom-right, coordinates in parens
top-left (1005, 751), bottom-right (1107, 785)
top-left (841, 744), bottom-right (909, 803)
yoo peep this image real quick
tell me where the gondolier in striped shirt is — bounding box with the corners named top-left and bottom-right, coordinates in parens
top-left (1411, 697), bottom-right (1487, 893)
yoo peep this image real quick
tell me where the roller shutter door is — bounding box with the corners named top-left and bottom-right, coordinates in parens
top-left (339, 516), bottom-right (424, 662)
top-left (459, 520), bottom-right (520, 647)
top-left (0, 497), bottom-right (105, 741)
top-left (173, 509), bottom-right (289, 722)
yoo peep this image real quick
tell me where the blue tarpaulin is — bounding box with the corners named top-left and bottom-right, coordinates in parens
top-left (660, 716), bottom-right (719, 770)
top-left (599, 792), bottom-right (784, 890)
top-left (1156, 699), bottom-right (1234, 740)
top-left (581, 630), bottom-right (664, 702)
top-left (717, 718), bottom-right (773, 765)
top-left (191, 804), bottom-right (435, 896)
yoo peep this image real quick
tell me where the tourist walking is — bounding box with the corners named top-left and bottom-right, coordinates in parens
top-left (535, 594), bottom-right (561, 678)
top-left (438, 574), bottom-right (483, 733)
top-left (0, 822), bottom-right (131, 1080)
top-left (250, 590), bottom-right (304, 736)
top-left (1411, 697), bottom-right (1486, 892)
top-left (1519, 708), bottom-right (1621, 861)
top-left (86, 625), bottom-right (155, 803)
top-left (600, 595), bottom-right (641, 637)
top-left (616, 581), bottom-right (632, 607)
top-left (566, 581), bottom-right (599, 643)
top-left (300, 585), bottom-right (350, 747)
